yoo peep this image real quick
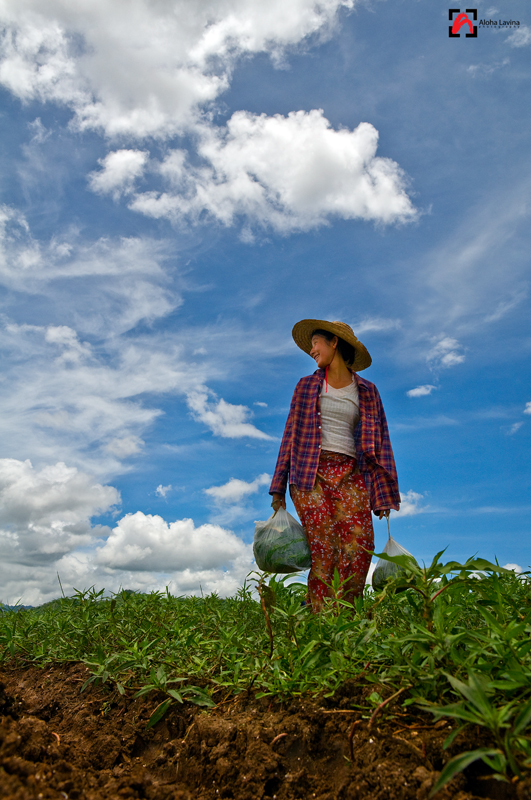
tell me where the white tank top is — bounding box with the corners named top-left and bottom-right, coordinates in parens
top-left (320, 378), bottom-right (360, 458)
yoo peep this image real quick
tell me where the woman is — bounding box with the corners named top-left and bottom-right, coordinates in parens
top-left (269, 319), bottom-right (400, 612)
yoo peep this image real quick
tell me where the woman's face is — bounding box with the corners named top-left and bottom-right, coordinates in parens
top-left (310, 334), bottom-right (337, 368)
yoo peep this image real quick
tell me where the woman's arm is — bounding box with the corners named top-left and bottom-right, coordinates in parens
top-left (371, 390), bottom-right (400, 513)
top-left (356, 379), bottom-right (400, 514)
top-left (269, 386), bottom-right (297, 497)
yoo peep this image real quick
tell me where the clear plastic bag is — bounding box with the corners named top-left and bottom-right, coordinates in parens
top-left (372, 531), bottom-right (416, 591)
top-left (253, 507), bottom-right (312, 573)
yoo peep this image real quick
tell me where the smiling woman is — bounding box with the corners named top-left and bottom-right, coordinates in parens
top-left (269, 319), bottom-right (401, 612)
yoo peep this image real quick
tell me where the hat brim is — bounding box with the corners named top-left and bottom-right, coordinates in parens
top-left (292, 319), bottom-right (372, 372)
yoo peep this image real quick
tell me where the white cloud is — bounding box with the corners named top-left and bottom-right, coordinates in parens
top-left (45, 324), bottom-right (93, 364)
top-left (186, 388), bottom-right (273, 440)
top-left (105, 436), bottom-right (144, 458)
top-left (0, 510), bottom-right (256, 606)
top-left (205, 473), bottom-right (270, 504)
top-left (130, 111), bottom-right (417, 233)
top-left (413, 177), bottom-right (531, 342)
top-left (353, 317), bottom-right (402, 335)
top-left (254, 401), bottom-right (268, 408)
top-left (0, 207), bottom-right (177, 336)
top-left (0, 458), bottom-right (118, 565)
top-left (0, 209), bottom-right (224, 474)
top-left (407, 384), bottom-right (437, 398)
top-left (96, 511), bottom-right (251, 572)
top-left (392, 489), bottom-right (426, 517)
top-left (0, 465), bottom-right (256, 604)
top-left (394, 415), bottom-right (458, 432)
top-left (506, 25), bottom-right (531, 47)
top-left (89, 149), bottom-right (148, 200)
top-left (524, 402), bottom-right (531, 415)
top-left (483, 287), bottom-right (528, 323)
top-left (155, 484), bottom-right (172, 498)
top-left (0, 318), bottom-right (207, 474)
top-left (507, 422), bottom-right (523, 436)
top-left (0, 4), bottom-right (416, 235)
top-left (0, 0), bottom-right (356, 138)
top-left (502, 563), bottom-right (523, 574)
top-left (467, 58), bottom-right (509, 78)
top-left (427, 337), bottom-right (465, 370)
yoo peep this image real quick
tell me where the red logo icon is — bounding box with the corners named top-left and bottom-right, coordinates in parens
top-left (449, 8), bottom-right (478, 37)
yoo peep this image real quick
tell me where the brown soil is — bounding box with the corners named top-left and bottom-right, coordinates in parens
top-left (0, 663), bottom-right (529, 800)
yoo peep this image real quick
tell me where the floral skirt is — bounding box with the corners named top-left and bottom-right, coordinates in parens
top-left (290, 450), bottom-right (374, 612)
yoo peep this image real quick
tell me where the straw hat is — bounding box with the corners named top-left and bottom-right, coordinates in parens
top-left (292, 319), bottom-right (372, 372)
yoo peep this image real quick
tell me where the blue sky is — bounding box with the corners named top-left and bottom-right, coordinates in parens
top-left (0, 0), bottom-right (529, 604)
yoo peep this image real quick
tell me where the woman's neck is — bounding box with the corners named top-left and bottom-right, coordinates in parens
top-left (325, 357), bottom-right (352, 389)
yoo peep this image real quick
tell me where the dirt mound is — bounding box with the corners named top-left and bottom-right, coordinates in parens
top-left (0, 663), bottom-right (528, 800)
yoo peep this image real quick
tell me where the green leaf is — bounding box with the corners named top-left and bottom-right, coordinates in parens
top-left (429, 703), bottom-right (484, 726)
top-left (372, 551), bottom-right (419, 572)
top-left (146, 698), bottom-right (173, 729)
top-left (185, 687), bottom-right (216, 708)
top-left (514, 697), bottom-right (531, 736)
top-left (443, 723), bottom-right (466, 750)
top-left (445, 673), bottom-right (493, 719)
top-left (429, 749), bottom-right (503, 797)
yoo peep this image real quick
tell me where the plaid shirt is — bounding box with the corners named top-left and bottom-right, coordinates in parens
top-left (269, 369), bottom-right (400, 513)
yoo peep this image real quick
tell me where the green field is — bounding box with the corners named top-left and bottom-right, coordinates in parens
top-left (1, 553), bottom-right (530, 794)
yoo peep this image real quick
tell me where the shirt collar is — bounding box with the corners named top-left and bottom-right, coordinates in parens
top-left (313, 368), bottom-right (368, 390)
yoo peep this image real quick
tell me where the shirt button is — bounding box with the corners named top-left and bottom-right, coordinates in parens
top-left (319, 426), bottom-right (321, 429)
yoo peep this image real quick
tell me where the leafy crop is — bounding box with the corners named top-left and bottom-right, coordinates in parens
top-left (1, 554), bottom-right (530, 793)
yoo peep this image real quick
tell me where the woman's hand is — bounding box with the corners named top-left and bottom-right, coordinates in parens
top-left (271, 493), bottom-right (286, 511)
top-left (377, 509), bottom-right (391, 520)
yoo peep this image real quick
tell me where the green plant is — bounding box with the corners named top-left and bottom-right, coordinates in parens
top-left (0, 552), bottom-right (529, 787)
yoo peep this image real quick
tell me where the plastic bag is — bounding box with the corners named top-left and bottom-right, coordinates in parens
top-left (372, 532), bottom-right (417, 591)
top-left (253, 507), bottom-right (312, 573)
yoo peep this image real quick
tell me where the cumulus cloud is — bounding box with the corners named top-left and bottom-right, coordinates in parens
top-left (427, 337), bottom-right (465, 370)
top-left (96, 511), bottom-right (251, 572)
top-left (130, 111), bottom-right (417, 232)
top-left (0, 507), bottom-right (255, 606)
top-left (88, 150), bottom-right (149, 200)
top-left (524, 402), bottom-right (531, 415)
top-left (0, 462), bottom-right (255, 605)
top-left (155, 484), bottom-right (172, 498)
top-left (506, 25), bottom-right (531, 47)
top-left (502, 563), bottom-right (524, 574)
top-left (186, 388), bottom-right (273, 440)
top-left (0, 4), bottom-right (416, 235)
top-left (0, 0), bottom-right (355, 138)
top-left (393, 489), bottom-right (426, 517)
top-left (407, 385), bottom-right (437, 398)
top-left (0, 458), bottom-right (118, 565)
top-left (205, 473), bottom-right (271, 504)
